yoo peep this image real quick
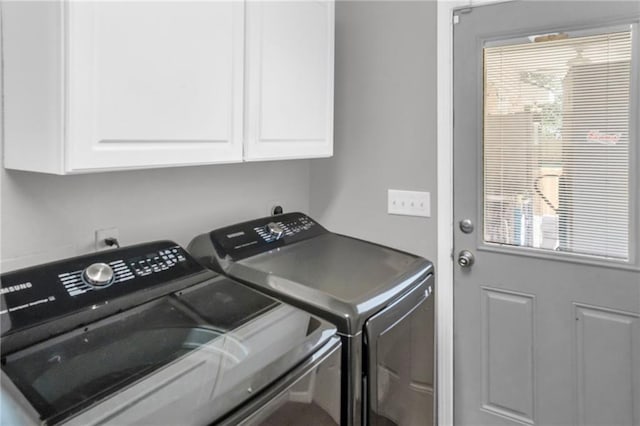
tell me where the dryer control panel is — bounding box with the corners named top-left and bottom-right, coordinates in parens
top-left (0, 241), bottom-right (207, 344)
top-left (208, 212), bottom-right (328, 260)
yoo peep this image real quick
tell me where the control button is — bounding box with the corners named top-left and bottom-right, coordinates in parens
top-left (82, 263), bottom-right (115, 288)
top-left (266, 222), bottom-right (285, 240)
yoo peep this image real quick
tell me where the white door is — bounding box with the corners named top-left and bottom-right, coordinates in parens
top-left (66, 1), bottom-right (244, 171)
top-left (244, 0), bottom-right (334, 161)
top-left (453, 2), bottom-right (640, 425)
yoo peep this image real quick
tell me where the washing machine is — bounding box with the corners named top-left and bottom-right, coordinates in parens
top-left (1, 240), bottom-right (341, 425)
top-left (188, 213), bottom-right (435, 426)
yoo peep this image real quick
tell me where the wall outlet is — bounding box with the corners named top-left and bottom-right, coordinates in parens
top-left (268, 201), bottom-right (284, 216)
top-left (388, 189), bottom-right (430, 217)
top-left (95, 227), bottom-right (119, 251)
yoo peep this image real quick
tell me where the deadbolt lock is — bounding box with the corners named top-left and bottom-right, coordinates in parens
top-left (459, 219), bottom-right (474, 234)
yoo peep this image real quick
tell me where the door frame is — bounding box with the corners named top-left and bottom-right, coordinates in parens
top-left (436, 1), bottom-right (514, 425)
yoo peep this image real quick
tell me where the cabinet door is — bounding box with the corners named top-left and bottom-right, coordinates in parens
top-left (245, 0), bottom-right (334, 161)
top-left (66, 1), bottom-right (244, 172)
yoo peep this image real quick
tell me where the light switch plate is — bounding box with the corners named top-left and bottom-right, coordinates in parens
top-left (388, 189), bottom-right (430, 217)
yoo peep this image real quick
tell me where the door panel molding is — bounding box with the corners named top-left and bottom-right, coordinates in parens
top-left (481, 287), bottom-right (536, 424)
top-left (574, 304), bottom-right (640, 426)
top-left (477, 244), bottom-right (640, 272)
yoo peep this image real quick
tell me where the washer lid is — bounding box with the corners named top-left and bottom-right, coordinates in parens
top-left (1, 277), bottom-right (336, 425)
top-left (231, 233), bottom-right (433, 335)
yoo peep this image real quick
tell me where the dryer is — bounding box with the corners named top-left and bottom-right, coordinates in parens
top-left (189, 213), bottom-right (435, 426)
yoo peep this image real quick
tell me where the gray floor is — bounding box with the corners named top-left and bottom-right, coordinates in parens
top-left (260, 402), bottom-right (400, 426)
top-left (260, 402), bottom-right (338, 426)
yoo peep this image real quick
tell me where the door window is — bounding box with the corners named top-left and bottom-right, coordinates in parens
top-left (483, 28), bottom-right (634, 260)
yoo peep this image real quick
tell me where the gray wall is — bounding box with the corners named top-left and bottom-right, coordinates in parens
top-left (0, 161), bottom-right (310, 271)
top-left (1, 0), bottom-right (439, 271)
top-left (310, 1), bottom-right (438, 261)
top-left (0, 6), bottom-right (311, 272)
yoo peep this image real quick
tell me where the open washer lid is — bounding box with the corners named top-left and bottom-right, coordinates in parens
top-left (1, 243), bottom-right (336, 425)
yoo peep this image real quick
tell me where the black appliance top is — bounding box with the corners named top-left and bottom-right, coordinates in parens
top-left (188, 213), bottom-right (434, 335)
top-left (0, 241), bottom-right (209, 353)
top-left (205, 212), bottom-right (328, 261)
top-left (1, 241), bottom-right (337, 425)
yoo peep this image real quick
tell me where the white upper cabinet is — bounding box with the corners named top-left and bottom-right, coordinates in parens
top-left (244, 0), bottom-right (335, 161)
top-left (66, 2), bottom-right (245, 171)
top-left (2, 1), bottom-right (334, 174)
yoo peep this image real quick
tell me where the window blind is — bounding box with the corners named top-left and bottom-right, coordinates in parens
top-left (483, 30), bottom-right (633, 260)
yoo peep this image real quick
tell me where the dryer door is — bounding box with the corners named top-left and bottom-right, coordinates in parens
top-left (364, 275), bottom-right (435, 426)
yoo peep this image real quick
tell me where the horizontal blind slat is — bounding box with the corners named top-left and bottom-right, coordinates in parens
top-left (482, 29), bottom-right (632, 261)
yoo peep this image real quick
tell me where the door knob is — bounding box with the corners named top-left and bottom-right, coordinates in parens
top-left (457, 250), bottom-right (475, 268)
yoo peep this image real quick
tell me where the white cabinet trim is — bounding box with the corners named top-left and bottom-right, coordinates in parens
top-left (243, 0), bottom-right (334, 162)
top-left (64, 1), bottom-right (245, 172)
top-left (3, 1), bottom-right (333, 174)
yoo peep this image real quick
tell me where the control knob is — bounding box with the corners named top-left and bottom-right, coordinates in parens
top-left (266, 222), bottom-right (285, 240)
top-left (82, 263), bottom-right (115, 288)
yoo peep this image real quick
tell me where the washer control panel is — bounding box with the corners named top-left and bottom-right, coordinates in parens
top-left (55, 246), bottom-right (189, 298)
top-left (209, 212), bottom-right (327, 260)
top-left (1, 241), bottom-right (204, 337)
top-left (129, 247), bottom-right (187, 277)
